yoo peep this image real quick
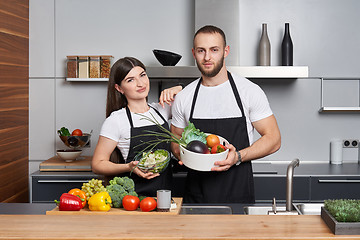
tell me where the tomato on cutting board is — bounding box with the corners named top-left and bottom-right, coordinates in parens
top-left (71, 129), bottom-right (83, 136)
top-left (122, 195), bottom-right (140, 211)
top-left (140, 197), bottom-right (157, 212)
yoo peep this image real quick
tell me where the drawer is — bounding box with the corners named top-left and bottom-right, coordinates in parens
top-left (31, 176), bottom-right (96, 203)
top-left (310, 177), bottom-right (360, 201)
top-left (254, 176), bottom-right (310, 202)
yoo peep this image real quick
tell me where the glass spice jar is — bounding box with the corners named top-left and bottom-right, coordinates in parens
top-left (66, 56), bottom-right (78, 78)
top-left (89, 56), bottom-right (100, 78)
top-left (100, 56), bottom-right (113, 78)
top-left (78, 56), bottom-right (89, 78)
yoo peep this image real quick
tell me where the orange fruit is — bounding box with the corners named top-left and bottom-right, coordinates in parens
top-left (206, 134), bottom-right (220, 148)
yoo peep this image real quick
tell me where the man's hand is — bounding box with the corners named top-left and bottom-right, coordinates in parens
top-left (211, 143), bottom-right (237, 171)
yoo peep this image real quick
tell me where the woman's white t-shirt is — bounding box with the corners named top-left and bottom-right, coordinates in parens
top-left (100, 103), bottom-right (171, 162)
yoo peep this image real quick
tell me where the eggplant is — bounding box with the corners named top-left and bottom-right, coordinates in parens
top-left (186, 140), bottom-right (210, 154)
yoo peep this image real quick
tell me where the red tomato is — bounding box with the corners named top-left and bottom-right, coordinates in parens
top-left (122, 195), bottom-right (140, 211)
top-left (140, 197), bottom-right (157, 212)
top-left (71, 129), bottom-right (83, 136)
top-left (211, 144), bottom-right (226, 154)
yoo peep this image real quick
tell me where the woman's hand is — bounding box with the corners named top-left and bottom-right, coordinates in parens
top-left (127, 161), bottom-right (160, 179)
top-left (159, 85), bottom-right (183, 108)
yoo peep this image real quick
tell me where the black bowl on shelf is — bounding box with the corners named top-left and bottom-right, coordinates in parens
top-left (152, 49), bottom-right (182, 66)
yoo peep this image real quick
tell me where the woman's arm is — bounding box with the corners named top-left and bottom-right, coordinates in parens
top-left (91, 136), bottom-right (159, 179)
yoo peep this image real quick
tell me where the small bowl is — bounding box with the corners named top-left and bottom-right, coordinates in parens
top-left (57, 149), bottom-right (82, 162)
top-left (180, 134), bottom-right (229, 171)
top-left (135, 149), bottom-right (171, 173)
top-left (58, 133), bottom-right (91, 149)
top-left (153, 49), bottom-right (182, 66)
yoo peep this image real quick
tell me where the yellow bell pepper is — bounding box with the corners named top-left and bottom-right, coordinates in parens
top-left (88, 192), bottom-right (112, 211)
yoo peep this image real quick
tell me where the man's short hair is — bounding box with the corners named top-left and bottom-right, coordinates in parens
top-left (193, 25), bottom-right (227, 47)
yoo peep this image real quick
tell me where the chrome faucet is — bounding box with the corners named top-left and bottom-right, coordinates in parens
top-left (286, 159), bottom-right (300, 212)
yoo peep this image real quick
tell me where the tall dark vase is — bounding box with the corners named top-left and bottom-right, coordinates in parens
top-left (281, 23), bottom-right (293, 66)
top-left (259, 23), bottom-right (271, 66)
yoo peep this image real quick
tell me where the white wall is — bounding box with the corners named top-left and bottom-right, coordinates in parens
top-left (29, 0), bottom-right (360, 174)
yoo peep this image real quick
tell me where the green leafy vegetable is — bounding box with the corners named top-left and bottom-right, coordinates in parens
top-left (324, 199), bottom-right (360, 222)
top-left (106, 176), bottom-right (138, 208)
top-left (57, 127), bottom-right (71, 136)
top-left (138, 149), bottom-right (169, 173)
top-left (181, 122), bottom-right (207, 145)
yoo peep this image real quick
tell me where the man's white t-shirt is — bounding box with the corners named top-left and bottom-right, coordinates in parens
top-left (171, 73), bottom-right (273, 145)
top-left (100, 103), bottom-right (171, 162)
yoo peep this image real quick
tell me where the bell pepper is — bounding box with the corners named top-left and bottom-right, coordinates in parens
top-left (88, 192), bottom-right (112, 211)
top-left (68, 188), bottom-right (87, 208)
top-left (55, 193), bottom-right (83, 211)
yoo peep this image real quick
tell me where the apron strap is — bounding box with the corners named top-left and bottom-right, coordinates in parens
top-left (227, 71), bottom-right (246, 117)
top-left (149, 105), bottom-right (167, 124)
top-left (189, 79), bottom-right (202, 119)
top-left (125, 106), bottom-right (134, 128)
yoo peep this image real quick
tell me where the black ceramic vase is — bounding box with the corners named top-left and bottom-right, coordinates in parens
top-left (281, 23), bottom-right (293, 66)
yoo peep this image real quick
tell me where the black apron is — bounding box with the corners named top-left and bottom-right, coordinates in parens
top-left (184, 71), bottom-right (255, 203)
top-left (118, 106), bottom-right (172, 197)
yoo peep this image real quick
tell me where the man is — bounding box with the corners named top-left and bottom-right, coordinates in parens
top-left (170, 25), bottom-right (281, 203)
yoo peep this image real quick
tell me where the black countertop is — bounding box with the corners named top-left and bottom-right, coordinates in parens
top-left (31, 162), bottom-right (360, 177)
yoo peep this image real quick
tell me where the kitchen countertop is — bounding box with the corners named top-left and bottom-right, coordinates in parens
top-left (0, 213), bottom-right (359, 239)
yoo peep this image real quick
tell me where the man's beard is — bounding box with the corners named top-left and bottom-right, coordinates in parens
top-left (196, 56), bottom-right (224, 78)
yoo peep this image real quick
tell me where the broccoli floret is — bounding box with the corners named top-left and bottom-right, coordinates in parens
top-left (122, 177), bottom-right (135, 191)
top-left (106, 176), bottom-right (138, 208)
top-left (128, 190), bottom-right (138, 197)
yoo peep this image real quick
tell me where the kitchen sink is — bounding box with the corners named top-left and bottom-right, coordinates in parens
top-left (243, 205), bottom-right (298, 215)
top-left (293, 203), bottom-right (323, 215)
top-left (244, 203), bottom-right (323, 215)
top-left (180, 205), bottom-right (232, 214)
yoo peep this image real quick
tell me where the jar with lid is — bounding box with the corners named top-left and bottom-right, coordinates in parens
top-left (100, 56), bottom-right (113, 78)
top-left (89, 56), bottom-right (100, 78)
top-left (66, 56), bottom-right (78, 78)
top-left (78, 56), bottom-right (89, 78)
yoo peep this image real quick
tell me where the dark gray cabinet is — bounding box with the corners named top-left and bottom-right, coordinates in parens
top-left (310, 176), bottom-right (360, 201)
top-left (254, 176), bottom-right (310, 202)
top-left (31, 172), bottom-right (100, 203)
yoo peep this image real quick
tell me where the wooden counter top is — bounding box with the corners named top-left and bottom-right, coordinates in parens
top-left (0, 214), bottom-right (359, 239)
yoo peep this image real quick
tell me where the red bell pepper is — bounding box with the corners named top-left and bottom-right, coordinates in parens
top-left (55, 193), bottom-right (83, 211)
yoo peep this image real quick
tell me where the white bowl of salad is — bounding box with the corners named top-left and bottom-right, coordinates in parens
top-left (136, 149), bottom-right (170, 173)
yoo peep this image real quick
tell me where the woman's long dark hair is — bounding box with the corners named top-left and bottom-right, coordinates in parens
top-left (106, 57), bottom-right (146, 167)
top-left (106, 57), bottom-right (146, 117)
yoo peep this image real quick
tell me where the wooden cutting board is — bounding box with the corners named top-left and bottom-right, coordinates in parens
top-left (46, 197), bottom-right (182, 215)
top-left (39, 156), bottom-right (92, 171)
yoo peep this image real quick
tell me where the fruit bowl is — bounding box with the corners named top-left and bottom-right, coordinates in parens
top-left (58, 133), bottom-right (91, 149)
top-left (57, 149), bottom-right (82, 162)
top-left (180, 134), bottom-right (229, 171)
top-left (135, 149), bottom-right (170, 173)
top-left (152, 49), bottom-right (182, 66)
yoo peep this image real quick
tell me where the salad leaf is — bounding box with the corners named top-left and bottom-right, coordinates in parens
top-left (58, 127), bottom-right (71, 136)
top-left (181, 122), bottom-right (207, 145)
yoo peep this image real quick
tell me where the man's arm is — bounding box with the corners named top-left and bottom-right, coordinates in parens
top-left (240, 114), bottom-right (281, 162)
top-left (170, 124), bottom-right (184, 161)
top-left (213, 114), bottom-right (281, 171)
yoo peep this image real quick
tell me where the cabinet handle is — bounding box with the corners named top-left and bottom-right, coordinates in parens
top-left (318, 179), bottom-right (360, 183)
top-left (37, 180), bottom-right (91, 183)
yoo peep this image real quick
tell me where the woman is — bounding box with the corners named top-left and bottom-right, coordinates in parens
top-left (92, 57), bottom-right (182, 197)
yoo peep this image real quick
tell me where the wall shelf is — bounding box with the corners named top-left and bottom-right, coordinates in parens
top-left (319, 107), bottom-right (360, 112)
top-left (319, 78), bottom-right (360, 113)
top-left (65, 66), bottom-right (309, 82)
top-left (146, 66), bottom-right (309, 79)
